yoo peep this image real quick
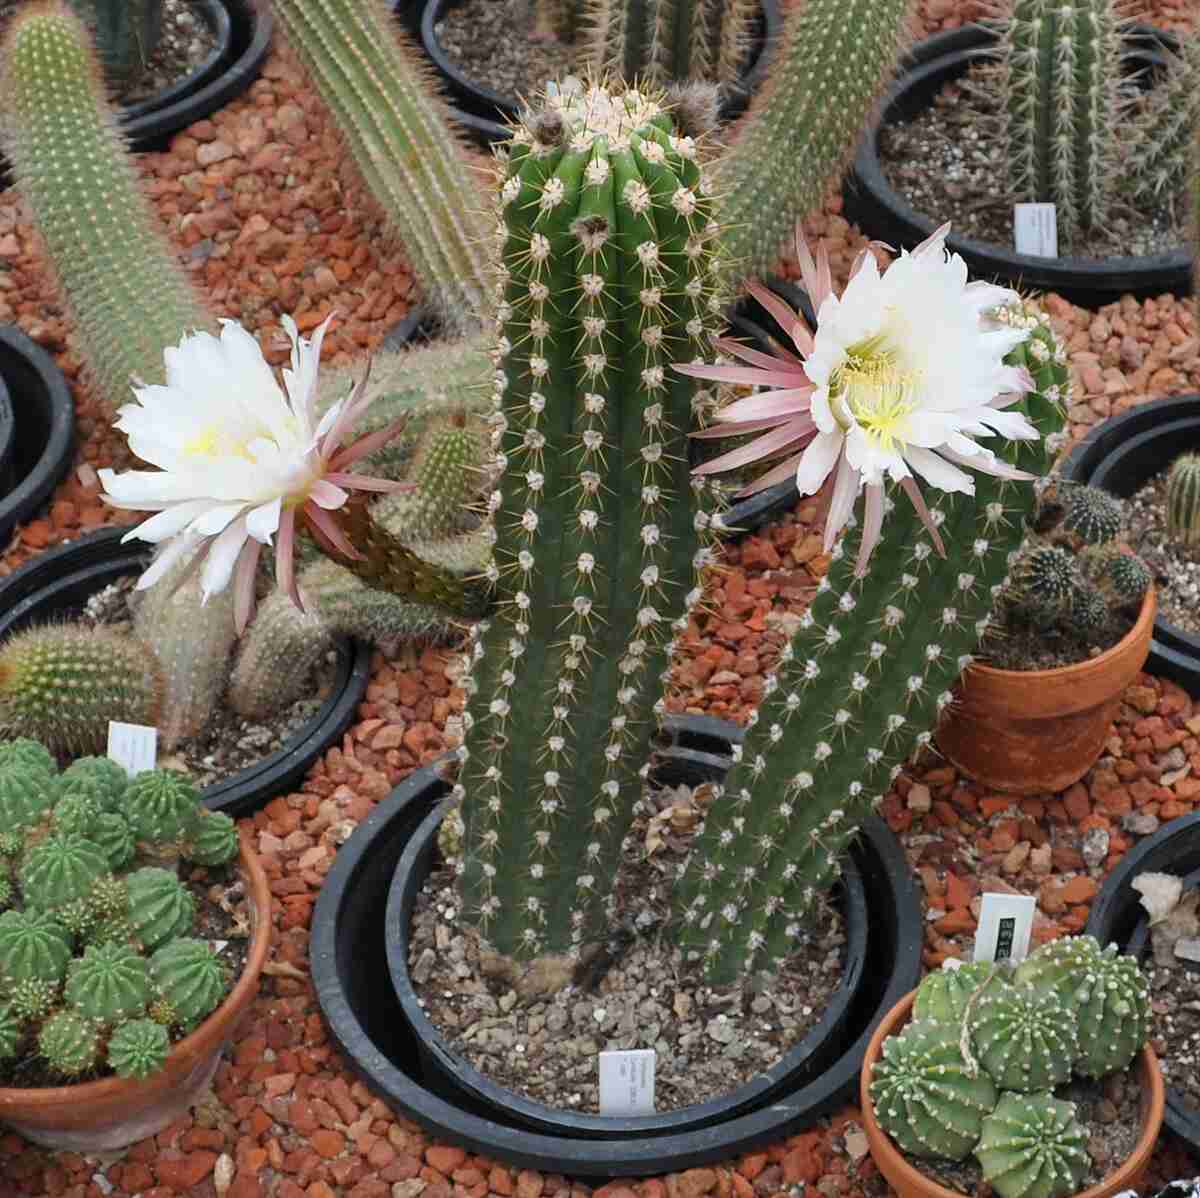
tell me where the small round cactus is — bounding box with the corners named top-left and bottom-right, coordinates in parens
top-left (149, 937), bottom-right (227, 1030)
top-left (0, 765), bottom-right (57, 831)
top-left (90, 874), bottom-right (128, 920)
top-left (1012, 546), bottom-right (1078, 618)
top-left (86, 914), bottom-right (138, 949)
top-left (125, 867), bottom-right (195, 951)
top-left (1167, 453), bottom-right (1200, 547)
top-left (1066, 584), bottom-right (1108, 638)
top-left (869, 1019), bottom-right (999, 1160)
top-left (0, 1002), bottom-right (20, 1058)
top-left (967, 981), bottom-right (1078, 1092)
top-left (912, 961), bottom-right (997, 1025)
top-left (0, 830), bottom-right (21, 857)
top-left (1095, 550), bottom-right (1152, 613)
top-left (19, 832), bottom-right (109, 910)
top-left (38, 1008), bottom-right (102, 1076)
top-left (124, 768), bottom-right (201, 845)
top-left (107, 1017), bottom-right (170, 1079)
top-left (0, 908), bottom-right (72, 983)
top-left (51, 792), bottom-right (102, 838)
top-left (56, 896), bottom-right (100, 938)
top-left (975, 1092), bottom-right (1090, 1198)
top-left (92, 811), bottom-right (136, 870)
top-left (7, 976), bottom-right (59, 1021)
top-left (182, 810), bottom-right (239, 867)
top-left (65, 941), bottom-right (150, 1023)
top-left (0, 737), bottom-right (57, 775)
top-left (58, 756), bottom-right (128, 810)
top-left (1058, 484), bottom-right (1123, 549)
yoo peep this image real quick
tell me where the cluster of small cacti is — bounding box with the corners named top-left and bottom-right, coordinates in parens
top-left (0, 738), bottom-right (238, 1080)
top-left (994, 480), bottom-right (1151, 659)
top-left (1166, 452), bottom-right (1200, 547)
top-left (870, 936), bottom-right (1151, 1198)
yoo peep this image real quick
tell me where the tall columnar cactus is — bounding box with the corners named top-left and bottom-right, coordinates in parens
top-left (270, 0), bottom-right (491, 333)
top-left (991, 0), bottom-right (1125, 247)
top-left (1125, 34), bottom-right (1200, 207)
top-left (715, 0), bottom-right (914, 279)
top-left (0, 3), bottom-right (213, 414)
top-left (66, 0), bottom-right (163, 87)
top-left (975, 1093), bottom-right (1090, 1198)
top-left (0, 625), bottom-right (162, 756)
top-left (1167, 452), bottom-right (1200, 546)
top-left (458, 81), bottom-right (724, 962)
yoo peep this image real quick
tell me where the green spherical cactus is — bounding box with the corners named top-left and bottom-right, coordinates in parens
top-left (182, 810), bottom-right (239, 868)
top-left (869, 1019), bottom-right (999, 1161)
top-left (38, 1008), bottom-right (102, 1076)
top-left (1167, 453), bottom-right (1200, 547)
top-left (1013, 546), bottom-right (1078, 618)
top-left (107, 1016), bottom-right (170, 1079)
top-left (1066, 584), bottom-right (1108, 638)
top-left (124, 768), bottom-right (201, 845)
top-left (1058, 484), bottom-right (1123, 549)
top-left (90, 874), bottom-right (128, 920)
top-left (912, 961), bottom-right (997, 1025)
top-left (0, 625), bottom-right (162, 757)
top-left (51, 792), bottom-right (102, 838)
top-left (56, 895), bottom-right (99, 939)
top-left (19, 832), bottom-right (109, 910)
top-left (125, 867), bottom-right (195, 951)
top-left (975, 1092), bottom-right (1090, 1198)
top-left (65, 941), bottom-right (150, 1023)
top-left (967, 981), bottom-right (1078, 1092)
top-left (85, 914), bottom-right (138, 949)
top-left (92, 811), bottom-right (136, 871)
top-left (0, 765), bottom-right (58, 831)
top-left (0, 1002), bottom-right (20, 1059)
top-left (7, 976), bottom-right (59, 1021)
top-left (1095, 550), bottom-right (1152, 613)
top-left (59, 755), bottom-right (129, 811)
top-left (149, 937), bottom-right (227, 1030)
top-left (0, 737), bottom-right (57, 775)
top-left (0, 909), bottom-right (72, 983)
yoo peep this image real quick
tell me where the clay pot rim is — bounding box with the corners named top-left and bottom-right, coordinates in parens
top-left (966, 585), bottom-right (1157, 685)
top-left (0, 826), bottom-right (269, 1109)
top-left (859, 989), bottom-right (1166, 1198)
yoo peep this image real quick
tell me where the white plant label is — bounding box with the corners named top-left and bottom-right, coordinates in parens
top-left (107, 721), bottom-right (158, 777)
top-left (974, 892), bottom-right (1036, 965)
top-left (598, 1049), bottom-right (655, 1115)
top-left (1014, 203), bottom-right (1058, 258)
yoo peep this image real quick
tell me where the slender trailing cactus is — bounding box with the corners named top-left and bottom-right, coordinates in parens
top-left (715, 0), bottom-right (914, 279)
top-left (0, 3), bottom-right (213, 414)
top-left (458, 81), bottom-right (724, 963)
top-left (270, 0), bottom-right (491, 333)
top-left (66, 0), bottom-right (163, 86)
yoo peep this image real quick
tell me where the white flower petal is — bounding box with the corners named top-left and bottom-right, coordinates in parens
top-left (795, 431), bottom-right (843, 496)
top-left (135, 533), bottom-right (204, 590)
top-left (246, 497), bottom-right (283, 544)
top-left (123, 500), bottom-right (215, 543)
top-left (190, 502), bottom-right (248, 538)
top-left (904, 447), bottom-right (975, 494)
top-left (201, 516), bottom-right (251, 600)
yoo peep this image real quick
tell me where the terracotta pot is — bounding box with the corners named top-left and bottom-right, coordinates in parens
top-left (0, 828), bottom-right (271, 1152)
top-left (860, 991), bottom-right (1165, 1198)
top-left (935, 587), bottom-right (1156, 796)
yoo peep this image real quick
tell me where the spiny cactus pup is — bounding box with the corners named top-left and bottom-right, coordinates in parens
top-left (19, 833), bottom-right (109, 911)
top-left (124, 769), bottom-right (201, 846)
top-left (0, 909), bottom-right (72, 984)
top-left (967, 981), bottom-right (1078, 1092)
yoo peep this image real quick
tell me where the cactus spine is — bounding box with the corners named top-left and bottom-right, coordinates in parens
top-left (66, 0), bottom-right (163, 87)
top-left (459, 82), bottom-right (723, 961)
top-left (1167, 453), bottom-right (1200, 546)
top-left (715, 0), bottom-right (913, 279)
top-left (0, 3), bottom-right (213, 414)
top-left (270, 0), bottom-right (491, 333)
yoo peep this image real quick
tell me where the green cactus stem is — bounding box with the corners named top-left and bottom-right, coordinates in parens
top-left (458, 80), bottom-right (724, 963)
top-left (0, 3), bottom-right (214, 415)
top-left (0, 765), bottom-right (58, 832)
top-left (0, 625), bottom-right (162, 757)
top-left (1125, 35), bottom-right (1200, 208)
top-left (967, 980), bottom-right (1078, 1092)
top-left (7, 977), bottom-right (59, 1021)
top-left (975, 1092), bottom-right (1090, 1198)
top-left (270, 0), bottom-right (491, 333)
top-left (59, 755), bottom-right (128, 808)
top-left (123, 768), bottom-right (201, 845)
top-left (125, 866), bottom-right (195, 950)
top-left (0, 909), bottom-right (72, 983)
top-left (0, 1003), bottom-right (20, 1059)
top-left (51, 792), bottom-right (102, 839)
top-left (92, 811), bottom-right (136, 871)
top-left (716, 0), bottom-right (914, 279)
top-left (912, 961), bottom-right (997, 1025)
top-left (66, 0), bottom-right (163, 87)
top-left (106, 1016), bottom-right (169, 1079)
top-left (0, 737), bottom-right (57, 776)
top-left (149, 937), bottom-right (227, 1030)
top-left (1167, 453), bottom-right (1200, 547)
top-left (65, 941), bottom-right (150, 1023)
top-left (19, 833), bottom-right (109, 911)
top-left (182, 811), bottom-right (239, 868)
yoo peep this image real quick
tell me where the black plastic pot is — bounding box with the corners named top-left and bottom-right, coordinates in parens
top-left (1085, 809), bottom-right (1200, 1155)
top-left (0, 325), bottom-right (75, 550)
top-left (842, 25), bottom-right (1193, 308)
top-left (0, 374), bottom-right (14, 501)
top-left (384, 802), bottom-right (867, 1136)
top-left (0, 526), bottom-right (370, 818)
top-left (418, 0), bottom-right (781, 145)
top-left (1060, 396), bottom-right (1200, 696)
top-left (311, 727), bottom-right (922, 1176)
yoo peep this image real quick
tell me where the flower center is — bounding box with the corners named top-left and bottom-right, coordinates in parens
top-left (829, 338), bottom-right (921, 454)
top-left (182, 424), bottom-right (258, 462)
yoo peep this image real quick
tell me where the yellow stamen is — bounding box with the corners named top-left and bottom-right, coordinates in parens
top-left (830, 339), bottom-right (921, 454)
top-left (182, 425), bottom-right (257, 462)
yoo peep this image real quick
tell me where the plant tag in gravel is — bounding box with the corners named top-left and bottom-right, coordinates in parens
top-left (974, 892), bottom-right (1036, 964)
top-left (107, 720), bottom-right (158, 777)
top-left (599, 1049), bottom-right (655, 1115)
top-left (1014, 203), bottom-right (1058, 258)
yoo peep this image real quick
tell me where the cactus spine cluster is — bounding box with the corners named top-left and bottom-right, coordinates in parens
top-left (270, 0), bottom-right (491, 333)
top-left (1167, 452), bottom-right (1200, 547)
top-left (458, 81), bottom-right (724, 961)
top-left (66, 0), bottom-right (163, 87)
top-left (715, 0), bottom-right (913, 279)
top-left (871, 938), bottom-right (1150, 1198)
top-left (0, 3), bottom-right (213, 415)
top-left (1124, 34), bottom-right (1200, 208)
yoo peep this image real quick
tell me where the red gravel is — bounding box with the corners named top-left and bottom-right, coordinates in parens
top-left (1, 0), bottom-right (1198, 1193)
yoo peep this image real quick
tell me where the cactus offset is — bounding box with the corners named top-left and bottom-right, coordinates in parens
top-left (459, 81), bottom-right (724, 962)
top-left (1167, 453), bottom-right (1200, 547)
top-left (967, 981), bottom-right (1078, 1092)
top-left (0, 3), bottom-right (213, 415)
top-left (38, 1008), bottom-right (102, 1075)
top-left (92, 811), bottom-right (135, 871)
top-left (0, 737), bottom-right (57, 776)
top-left (51, 792), bottom-right (102, 839)
top-left (20, 833), bottom-right (109, 911)
top-left (125, 866), bottom-right (195, 950)
top-left (912, 961), bottom-right (996, 1024)
top-left (65, 0), bottom-right (163, 86)
top-left (59, 756), bottom-right (129, 811)
top-left (65, 941), bottom-right (150, 1023)
top-left (270, 0), bottom-right (490, 332)
top-left (123, 769), bottom-right (201, 846)
top-left (0, 765), bottom-right (57, 831)
top-left (0, 909), bottom-right (72, 983)
top-left (106, 1016), bottom-right (169, 1079)
top-left (7, 977), bottom-right (58, 1021)
top-left (182, 811), bottom-right (239, 868)
top-left (975, 1092), bottom-right (1090, 1198)
top-left (149, 937), bottom-right (227, 1029)
top-left (0, 1003), bottom-right (19, 1059)
top-left (1124, 35), bottom-right (1200, 208)
top-left (0, 625), bottom-right (162, 757)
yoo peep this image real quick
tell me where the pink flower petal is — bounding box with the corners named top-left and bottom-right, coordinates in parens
top-left (716, 387), bottom-right (815, 423)
top-left (823, 455), bottom-right (861, 552)
top-left (320, 358), bottom-right (373, 460)
top-left (693, 422), bottom-right (818, 475)
top-left (733, 453), bottom-right (806, 496)
top-left (675, 362), bottom-right (808, 388)
top-left (304, 501), bottom-right (364, 561)
top-left (324, 471), bottom-right (412, 492)
top-left (712, 337), bottom-right (807, 374)
top-left (327, 415), bottom-right (411, 472)
top-left (276, 506), bottom-right (304, 613)
top-left (854, 483), bottom-right (885, 577)
top-left (899, 477), bottom-right (946, 557)
top-left (744, 280), bottom-right (815, 358)
top-left (691, 416), bottom-right (796, 439)
top-left (794, 229), bottom-right (835, 312)
top-left (233, 538), bottom-right (262, 635)
top-left (309, 478), bottom-right (350, 509)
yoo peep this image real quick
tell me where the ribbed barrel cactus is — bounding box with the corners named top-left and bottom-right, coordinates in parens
top-left (912, 960), bottom-right (996, 1024)
top-left (967, 982), bottom-right (1078, 1092)
top-left (975, 1093), bottom-right (1090, 1198)
top-left (1167, 453), bottom-right (1200, 547)
top-left (126, 867), bottom-right (196, 951)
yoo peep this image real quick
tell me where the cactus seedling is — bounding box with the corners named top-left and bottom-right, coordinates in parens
top-left (125, 867), bottom-right (195, 951)
top-left (975, 1092), bottom-right (1090, 1198)
top-left (1166, 453), bottom-right (1200, 547)
top-left (7, 977), bottom-right (59, 1021)
top-left (106, 1016), bottom-right (169, 1079)
top-left (38, 1008), bottom-right (102, 1076)
top-left (149, 937), bottom-right (227, 1030)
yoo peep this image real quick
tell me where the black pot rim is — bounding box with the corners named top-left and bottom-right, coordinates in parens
top-left (417, 0), bottom-right (781, 144)
top-left (1084, 809), bottom-right (1200, 1149)
top-left (843, 25), bottom-right (1193, 307)
top-left (119, 0), bottom-right (235, 124)
top-left (0, 325), bottom-right (75, 549)
top-left (383, 800), bottom-right (868, 1136)
top-left (1059, 395), bottom-right (1200, 695)
top-left (311, 735), bottom-right (922, 1176)
top-left (0, 369), bottom-right (14, 485)
top-left (0, 525), bottom-right (370, 817)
